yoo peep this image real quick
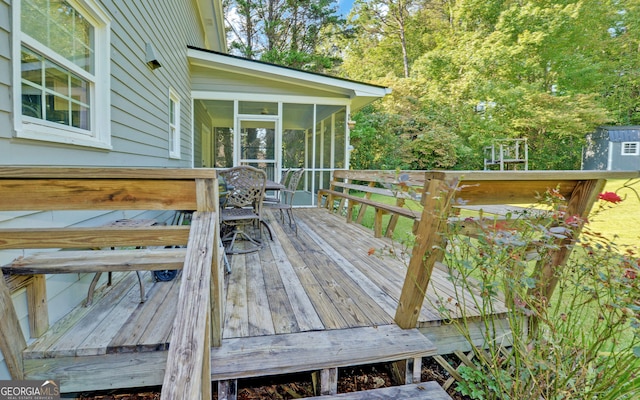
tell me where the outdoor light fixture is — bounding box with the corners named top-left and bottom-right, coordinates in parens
top-left (145, 43), bottom-right (162, 70)
top-left (347, 120), bottom-right (356, 129)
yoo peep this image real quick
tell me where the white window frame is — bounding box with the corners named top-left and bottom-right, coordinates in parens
top-left (12, 0), bottom-right (112, 149)
top-left (169, 88), bottom-right (181, 159)
top-left (621, 142), bottom-right (639, 156)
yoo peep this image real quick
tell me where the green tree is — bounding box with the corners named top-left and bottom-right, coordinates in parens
top-left (225, 0), bottom-right (345, 71)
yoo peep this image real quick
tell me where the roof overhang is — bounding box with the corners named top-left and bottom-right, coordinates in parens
top-left (187, 46), bottom-right (391, 111)
top-left (194, 0), bottom-right (227, 52)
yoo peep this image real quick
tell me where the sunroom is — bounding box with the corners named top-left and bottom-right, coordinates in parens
top-left (188, 47), bottom-right (390, 206)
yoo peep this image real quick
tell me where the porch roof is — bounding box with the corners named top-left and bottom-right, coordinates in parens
top-left (187, 46), bottom-right (391, 111)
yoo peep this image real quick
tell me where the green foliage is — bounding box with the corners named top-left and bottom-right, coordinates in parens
top-left (348, 108), bottom-right (406, 170)
top-left (224, 0), bottom-right (345, 71)
top-left (428, 183), bottom-right (640, 399)
top-left (340, 0), bottom-right (639, 170)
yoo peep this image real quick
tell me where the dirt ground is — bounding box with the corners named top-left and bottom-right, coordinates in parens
top-left (75, 357), bottom-right (470, 400)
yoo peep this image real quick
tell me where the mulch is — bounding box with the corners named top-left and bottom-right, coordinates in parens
top-left (74, 357), bottom-right (470, 400)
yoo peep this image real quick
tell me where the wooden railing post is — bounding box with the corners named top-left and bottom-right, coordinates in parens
top-left (395, 172), bottom-right (453, 329)
top-left (0, 272), bottom-right (27, 379)
top-left (160, 211), bottom-right (216, 399)
top-left (162, 174), bottom-right (219, 399)
top-left (529, 179), bottom-right (606, 302)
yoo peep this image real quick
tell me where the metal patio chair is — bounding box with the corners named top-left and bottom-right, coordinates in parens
top-left (219, 166), bottom-right (268, 254)
top-left (265, 167), bottom-right (304, 234)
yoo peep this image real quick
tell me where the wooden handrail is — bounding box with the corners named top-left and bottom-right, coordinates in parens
top-left (0, 168), bottom-right (223, 398)
top-left (394, 170), bottom-right (640, 329)
top-left (160, 211), bottom-right (218, 400)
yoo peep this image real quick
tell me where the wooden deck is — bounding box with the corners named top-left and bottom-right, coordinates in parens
top-left (20, 207), bottom-right (507, 392)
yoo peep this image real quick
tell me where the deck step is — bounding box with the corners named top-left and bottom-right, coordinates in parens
top-left (211, 325), bottom-right (436, 381)
top-left (302, 382), bottom-right (453, 399)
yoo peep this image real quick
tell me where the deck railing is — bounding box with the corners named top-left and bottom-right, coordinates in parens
top-left (319, 169), bottom-right (640, 329)
top-left (0, 168), bottom-right (224, 398)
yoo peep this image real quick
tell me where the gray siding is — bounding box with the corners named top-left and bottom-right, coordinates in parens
top-left (1, 0), bottom-right (212, 167)
top-left (612, 142), bottom-right (640, 170)
top-left (0, 0), bottom-right (12, 137)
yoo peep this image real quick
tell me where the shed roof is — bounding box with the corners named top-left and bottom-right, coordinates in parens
top-left (597, 126), bottom-right (640, 142)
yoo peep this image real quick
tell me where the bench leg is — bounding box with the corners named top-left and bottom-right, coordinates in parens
top-left (135, 271), bottom-right (146, 303)
top-left (85, 272), bottom-right (102, 306)
top-left (218, 380), bottom-right (237, 400)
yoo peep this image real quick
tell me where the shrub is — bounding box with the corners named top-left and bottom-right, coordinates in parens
top-left (429, 184), bottom-right (640, 399)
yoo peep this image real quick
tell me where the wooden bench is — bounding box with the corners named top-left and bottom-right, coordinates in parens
top-left (318, 170), bottom-right (425, 238)
top-left (0, 167), bottom-right (223, 399)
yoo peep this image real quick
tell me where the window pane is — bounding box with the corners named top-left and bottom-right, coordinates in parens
top-left (283, 103), bottom-right (312, 169)
top-left (21, 48), bottom-right (42, 86)
top-left (45, 92), bottom-right (69, 124)
top-left (215, 128), bottom-right (234, 168)
top-left (334, 108), bottom-right (346, 168)
top-left (70, 74), bottom-right (89, 105)
top-left (22, 0), bottom-right (48, 46)
top-left (239, 101), bottom-right (277, 115)
top-left (45, 61), bottom-right (69, 97)
top-left (22, 82), bottom-right (43, 118)
top-left (22, 0), bottom-right (95, 73)
top-left (240, 121), bottom-right (275, 160)
top-left (169, 99), bottom-right (176, 124)
top-left (71, 101), bottom-right (90, 130)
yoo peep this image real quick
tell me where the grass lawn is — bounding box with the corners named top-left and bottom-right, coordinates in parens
top-left (588, 179), bottom-right (640, 248)
top-left (352, 178), bottom-right (640, 249)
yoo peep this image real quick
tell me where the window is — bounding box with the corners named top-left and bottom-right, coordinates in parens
top-left (622, 142), bottom-right (639, 156)
top-left (14, 0), bottom-right (111, 148)
top-left (169, 89), bottom-right (181, 159)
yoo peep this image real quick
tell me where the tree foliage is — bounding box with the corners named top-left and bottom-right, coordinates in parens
top-left (340, 0), bottom-right (640, 170)
top-left (224, 0), bottom-right (345, 71)
top-left (225, 0), bottom-right (640, 170)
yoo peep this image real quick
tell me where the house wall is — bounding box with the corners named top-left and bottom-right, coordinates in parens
top-left (0, 0), bottom-right (219, 378)
top-left (1, 0), bottom-right (210, 167)
top-left (0, 0), bottom-right (10, 132)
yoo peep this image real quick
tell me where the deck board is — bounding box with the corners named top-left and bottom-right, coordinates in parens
top-left (108, 275), bottom-right (177, 353)
top-left (246, 250), bottom-right (277, 336)
top-left (265, 222), bottom-right (324, 332)
top-left (22, 207), bottom-right (511, 392)
top-left (210, 325), bottom-right (436, 381)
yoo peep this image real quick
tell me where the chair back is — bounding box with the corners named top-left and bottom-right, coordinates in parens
top-left (287, 168), bottom-right (304, 192)
top-left (281, 168), bottom-right (304, 205)
top-left (219, 166), bottom-right (267, 209)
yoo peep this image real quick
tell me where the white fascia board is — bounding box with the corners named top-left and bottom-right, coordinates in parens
top-left (195, 0), bottom-right (227, 52)
top-left (187, 48), bottom-right (391, 99)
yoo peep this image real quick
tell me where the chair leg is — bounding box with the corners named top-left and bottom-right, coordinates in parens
top-left (286, 209), bottom-right (297, 234)
top-left (260, 220), bottom-right (274, 241)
